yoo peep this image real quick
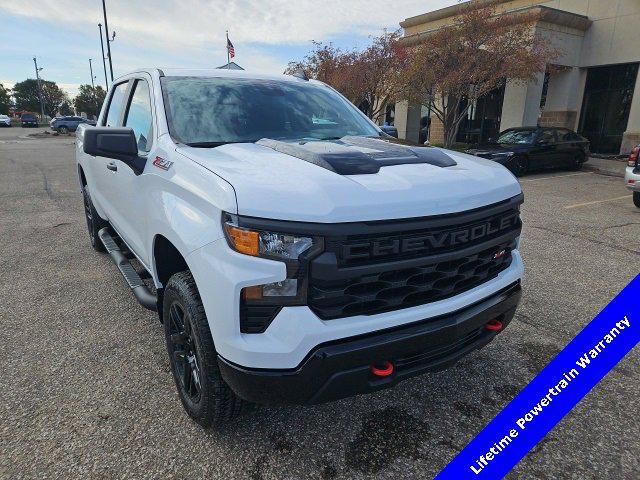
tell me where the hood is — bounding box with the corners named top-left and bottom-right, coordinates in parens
top-left (177, 140), bottom-right (521, 222)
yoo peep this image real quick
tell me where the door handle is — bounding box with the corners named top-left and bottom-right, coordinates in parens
top-left (106, 162), bottom-right (118, 172)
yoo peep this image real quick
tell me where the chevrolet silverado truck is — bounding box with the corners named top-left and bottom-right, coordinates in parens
top-left (76, 68), bottom-right (524, 428)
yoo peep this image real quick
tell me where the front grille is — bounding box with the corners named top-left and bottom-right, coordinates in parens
top-left (308, 198), bottom-right (522, 320)
top-left (309, 240), bottom-right (515, 319)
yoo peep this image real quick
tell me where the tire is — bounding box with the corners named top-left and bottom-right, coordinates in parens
top-left (164, 271), bottom-right (246, 428)
top-left (83, 186), bottom-right (107, 252)
top-left (507, 155), bottom-right (528, 177)
top-left (568, 152), bottom-right (585, 171)
top-left (58, 126), bottom-right (69, 134)
top-left (634, 192), bottom-right (640, 209)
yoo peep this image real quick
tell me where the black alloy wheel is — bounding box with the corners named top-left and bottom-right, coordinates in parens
top-left (167, 302), bottom-right (202, 403)
top-left (508, 155), bottom-right (528, 177)
top-left (569, 151), bottom-right (585, 170)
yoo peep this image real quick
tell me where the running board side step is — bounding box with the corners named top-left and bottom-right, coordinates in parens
top-left (98, 228), bottom-right (158, 311)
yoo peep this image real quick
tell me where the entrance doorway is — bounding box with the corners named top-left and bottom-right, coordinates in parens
top-left (578, 63), bottom-right (639, 153)
top-left (456, 85), bottom-right (505, 144)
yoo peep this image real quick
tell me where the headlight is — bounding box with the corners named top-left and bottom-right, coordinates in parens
top-left (223, 221), bottom-right (313, 260)
top-left (222, 214), bottom-right (322, 333)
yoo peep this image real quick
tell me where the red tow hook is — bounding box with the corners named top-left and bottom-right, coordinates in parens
top-left (485, 319), bottom-right (504, 331)
top-left (370, 361), bottom-right (394, 377)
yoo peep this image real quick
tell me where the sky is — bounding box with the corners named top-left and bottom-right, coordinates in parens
top-left (0, 0), bottom-right (458, 97)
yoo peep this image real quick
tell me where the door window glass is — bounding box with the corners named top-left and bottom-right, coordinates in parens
top-left (104, 82), bottom-right (129, 127)
top-left (538, 129), bottom-right (556, 144)
top-left (124, 79), bottom-right (153, 152)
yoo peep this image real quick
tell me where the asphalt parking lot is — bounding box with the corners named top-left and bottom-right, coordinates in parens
top-left (1, 128), bottom-right (639, 479)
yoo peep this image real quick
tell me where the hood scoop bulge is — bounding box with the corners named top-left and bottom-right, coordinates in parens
top-left (256, 136), bottom-right (456, 175)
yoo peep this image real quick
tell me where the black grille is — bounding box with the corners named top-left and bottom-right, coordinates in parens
top-left (307, 198), bottom-right (522, 320)
top-left (309, 240), bottom-right (515, 319)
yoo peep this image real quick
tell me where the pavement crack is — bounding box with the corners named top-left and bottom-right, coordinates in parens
top-left (527, 224), bottom-right (640, 256)
top-left (36, 166), bottom-right (54, 199)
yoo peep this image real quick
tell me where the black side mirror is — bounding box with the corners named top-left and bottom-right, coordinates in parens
top-left (487, 137), bottom-right (496, 144)
top-left (83, 126), bottom-right (137, 161)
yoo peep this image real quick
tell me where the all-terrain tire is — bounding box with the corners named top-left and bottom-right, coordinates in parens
top-left (83, 186), bottom-right (107, 252)
top-left (633, 191), bottom-right (640, 208)
top-left (163, 271), bottom-right (245, 428)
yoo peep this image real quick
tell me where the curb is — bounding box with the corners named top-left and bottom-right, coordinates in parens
top-left (582, 164), bottom-right (624, 178)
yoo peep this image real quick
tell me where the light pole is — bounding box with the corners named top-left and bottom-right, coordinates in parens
top-left (98, 23), bottom-right (109, 89)
top-left (32, 56), bottom-right (46, 121)
top-left (101, 0), bottom-right (115, 81)
top-left (89, 58), bottom-right (96, 88)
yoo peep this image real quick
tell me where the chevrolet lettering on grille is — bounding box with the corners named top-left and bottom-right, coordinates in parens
top-left (340, 212), bottom-right (520, 261)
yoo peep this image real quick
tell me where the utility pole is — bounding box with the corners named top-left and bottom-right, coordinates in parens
top-left (32, 56), bottom-right (46, 121)
top-left (102, 0), bottom-right (114, 81)
top-left (98, 23), bottom-right (109, 89)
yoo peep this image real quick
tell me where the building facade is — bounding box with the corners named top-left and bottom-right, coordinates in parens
top-left (394, 0), bottom-right (640, 154)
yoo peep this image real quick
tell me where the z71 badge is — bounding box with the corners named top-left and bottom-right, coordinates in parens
top-left (152, 156), bottom-right (173, 171)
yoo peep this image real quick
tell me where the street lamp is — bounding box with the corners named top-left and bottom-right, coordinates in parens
top-left (32, 56), bottom-right (46, 121)
top-left (101, 0), bottom-right (116, 81)
top-left (98, 23), bottom-right (109, 89)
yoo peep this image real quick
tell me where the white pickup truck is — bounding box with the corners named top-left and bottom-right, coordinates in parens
top-left (76, 68), bottom-right (524, 427)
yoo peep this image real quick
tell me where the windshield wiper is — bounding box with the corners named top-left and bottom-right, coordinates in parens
top-left (186, 141), bottom-right (255, 148)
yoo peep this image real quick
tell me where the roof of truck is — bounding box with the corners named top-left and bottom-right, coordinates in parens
top-left (115, 68), bottom-right (314, 84)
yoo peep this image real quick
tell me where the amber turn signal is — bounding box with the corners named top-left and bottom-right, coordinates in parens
top-left (224, 224), bottom-right (259, 256)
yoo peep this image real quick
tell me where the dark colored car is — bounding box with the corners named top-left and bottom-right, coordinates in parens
top-left (20, 113), bottom-right (39, 128)
top-left (379, 124), bottom-right (399, 138)
top-left (465, 126), bottom-right (590, 176)
top-left (51, 116), bottom-right (96, 134)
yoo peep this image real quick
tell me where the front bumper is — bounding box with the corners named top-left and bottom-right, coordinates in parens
top-left (218, 281), bottom-right (521, 405)
top-left (625, 166), bottom-right (640, 191)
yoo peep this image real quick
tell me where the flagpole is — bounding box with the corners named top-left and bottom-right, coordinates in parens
top-left (226, 30), bottom-right (230, 69)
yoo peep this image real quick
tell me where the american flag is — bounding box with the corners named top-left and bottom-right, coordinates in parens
top-left (227, 36), bottom-right (235, 59)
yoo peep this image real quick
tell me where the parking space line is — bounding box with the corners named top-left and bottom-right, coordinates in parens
top-left (520, 172), bottom-right (592, 183)
top-left (563, 194), bottom-right (632, 209)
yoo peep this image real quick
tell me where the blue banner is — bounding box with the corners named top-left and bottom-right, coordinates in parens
top-left (435, 274), bottom-right (640, 480)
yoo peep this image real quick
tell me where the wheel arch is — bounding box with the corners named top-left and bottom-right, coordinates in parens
top-left (152, 234), bottom-right (191, 322)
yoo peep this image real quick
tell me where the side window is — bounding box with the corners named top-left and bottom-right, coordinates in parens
top-left (538, 129), bottom-right (556, 144)
top-left (124, 79), bottom-right (153, 153)
top-left (557, 129), bottom-right (573, 141)
top-left (104, 82), bottom-right (129, 127)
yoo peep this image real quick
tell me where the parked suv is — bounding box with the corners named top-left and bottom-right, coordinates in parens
top-left (76, 69), bottom-right (523, 427)
top-left (51, 116), bottom-right (95, 134)
top-left (625, 144), bottom-right (640, 208)
top-left (20, 113), bottom-right (38, 127)
top-left (0, 114), bottom-right (11, 127)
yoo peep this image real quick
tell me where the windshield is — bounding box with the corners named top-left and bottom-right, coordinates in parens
top-left (496, 129), bottom-right (536, 144)
top-left (161, 76), bottom-right (379, 146)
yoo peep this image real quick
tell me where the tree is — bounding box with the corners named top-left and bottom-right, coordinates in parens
top-left (285, 31), bottom-right (405, 120)
top-left (398, 0), bottom-right (560, 147)
top-left (12, 79), bottom-right (69, 118)
top-left (0, 84), bottom-right (11, 114)
top-left (59, 99), bottom-right (74, 116)
top-left (73, 85), bottom-right (106, 118)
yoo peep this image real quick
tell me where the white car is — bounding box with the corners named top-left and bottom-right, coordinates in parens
top-left (625, 144), bottom-right (640, 208)
top-left (76, 68), bottom-right (524, 427)
top-left (0, 114), bottom-right (11, 127)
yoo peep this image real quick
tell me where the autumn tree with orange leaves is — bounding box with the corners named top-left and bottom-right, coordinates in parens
top-left (398, 0), bottom-right (559, 147)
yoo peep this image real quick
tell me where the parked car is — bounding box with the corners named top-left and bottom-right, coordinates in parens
top-left (0, 114), bottom-right (11, 127)
top-left (465, 126), bottom-right (590, 176)
top-left (624, 144), bottom-right (640, 208)
top-left (77, 68), bottom-right (523, 427)
top-left (20, 113), bottom-right (38, 127)
top-left (51, 116), bottom-right (96, 134)
top-left (379, 124), bottom-right (398, 138)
